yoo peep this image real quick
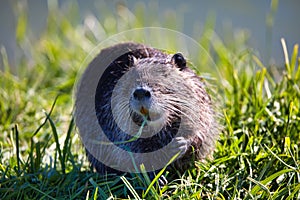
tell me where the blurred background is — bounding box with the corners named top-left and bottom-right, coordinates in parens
top-left (0, 0), bottom-right (299, 70)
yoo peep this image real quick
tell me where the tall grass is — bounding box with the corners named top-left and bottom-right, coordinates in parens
top-left (0, 1), bottom-right (299, 199)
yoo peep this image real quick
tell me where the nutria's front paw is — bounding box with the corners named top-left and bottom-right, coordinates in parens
top-left (171, 136), bottom-right (188, 158)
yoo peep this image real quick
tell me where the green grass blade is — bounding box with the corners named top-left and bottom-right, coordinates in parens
top-left (46, 113), bottom-right (64, 173)
top-left (120, 176), bottom-right (141, 200)
top-left (32, 96), bottom-right (58, 137)
top-left (281, 38), bottom-right (291, 76)
top-left (144, 152), bottom-right (181, 197)
top-left (247, 168), bottom-right (294, 198)
top-left (62, 117), bottom-right (74, 165)
top-left (13, 124), bottom-right (21, 175)
top-left (265, 144), bottom-right (297, 171)
top-left (290, 44), bottom-right (298, 77)
top-left (286, 183), bottom-right (300, 200)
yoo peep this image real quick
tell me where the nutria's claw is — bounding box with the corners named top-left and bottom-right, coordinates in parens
top-left (158, 175), bottom-right (168, 186)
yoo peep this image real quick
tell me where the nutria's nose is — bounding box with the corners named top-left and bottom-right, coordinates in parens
top-left (133, 88), bottom-right (151, 101)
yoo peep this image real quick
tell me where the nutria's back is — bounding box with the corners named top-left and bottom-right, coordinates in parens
top-left (75, 42), bottom-right (219, 175)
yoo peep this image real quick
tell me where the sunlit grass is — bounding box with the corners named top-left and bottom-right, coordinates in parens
top-left (0, 1), bottom-right (299, 199)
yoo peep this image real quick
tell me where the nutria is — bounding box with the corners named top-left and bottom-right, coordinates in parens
top-left (75, 42), bottom-right (219, 180)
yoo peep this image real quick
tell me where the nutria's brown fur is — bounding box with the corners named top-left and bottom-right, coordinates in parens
top-left (75, 42), bottom-right (219, 179)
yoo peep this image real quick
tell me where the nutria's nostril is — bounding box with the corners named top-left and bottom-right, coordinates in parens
top-left (133, 88), bottom-right (151, 100)
top-left (145, 90), bottom-right (151, 98)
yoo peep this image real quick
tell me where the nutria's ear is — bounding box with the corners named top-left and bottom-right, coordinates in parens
top-left (128, 54), bottom-right (137, 67)
top-left (171, 53), bottom-right (186, 70)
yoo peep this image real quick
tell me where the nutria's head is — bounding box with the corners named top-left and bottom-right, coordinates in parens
top-left (110, 51), bottom-right (211, 139)
top-left (128, 53), bottom-right (188, 126)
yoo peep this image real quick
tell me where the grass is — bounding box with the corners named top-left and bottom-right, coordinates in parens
top-left (1, 1), bottom-right (300, 199)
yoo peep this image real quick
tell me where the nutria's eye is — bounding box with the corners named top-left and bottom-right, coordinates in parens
top-left (171, 53), bottom-right (186, 70)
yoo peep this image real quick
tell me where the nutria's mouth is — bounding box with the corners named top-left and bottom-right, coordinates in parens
top-left (130, 107), bottom-right (162, 126)
top-left (130, 112), bottom-right (148, 126)
top-left (139, 106), bottom-right (149, 116)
